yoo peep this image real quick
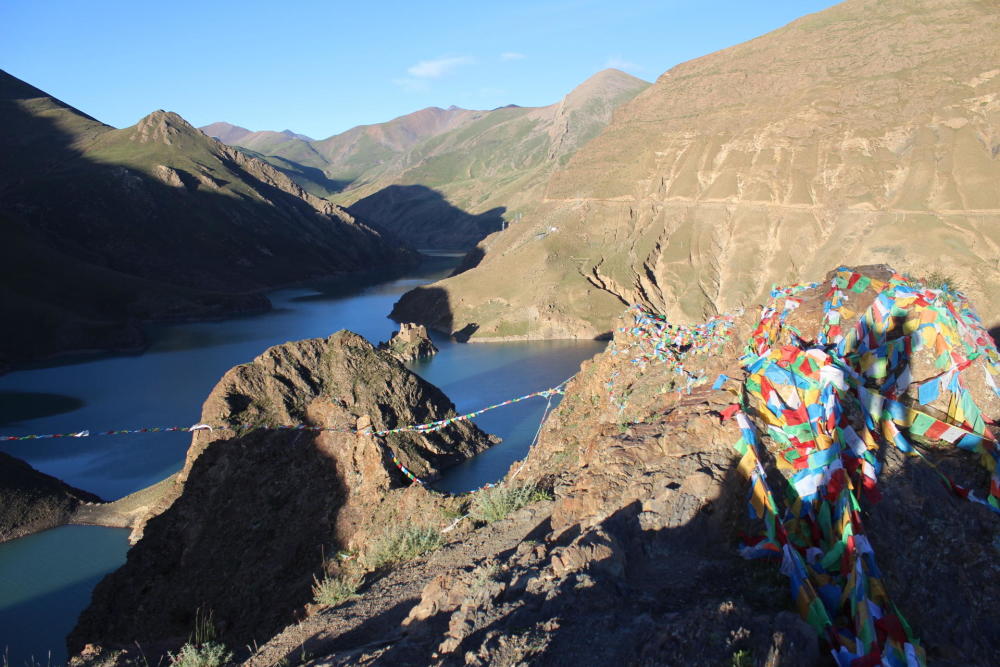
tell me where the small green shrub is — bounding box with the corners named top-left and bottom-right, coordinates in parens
top-left (470, 484), bottom-right (546, 524)
top-left (365, 525), bottom-right (444, 569)
top-left (311, 574), bottom-right (360, 606)
top-left (730, 648), bottom-right (754, 667)
top-left (167, 608), bottom-right (232, 667)
top-left (924, 271), bottom-right (959, 291)
top-left (168, 642), bottom-right (233, 667)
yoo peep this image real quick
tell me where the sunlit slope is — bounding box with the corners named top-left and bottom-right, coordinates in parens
top-left (398, 0), bottom-right (1000, 338)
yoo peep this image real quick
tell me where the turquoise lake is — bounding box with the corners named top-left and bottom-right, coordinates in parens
top-left (0, 255), bottom-right (605, 665)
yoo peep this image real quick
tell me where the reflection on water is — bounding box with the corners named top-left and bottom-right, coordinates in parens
top-left (0, 392), bottom-right (85, 427)
top-left (0, 253), bottom-right (606, 663)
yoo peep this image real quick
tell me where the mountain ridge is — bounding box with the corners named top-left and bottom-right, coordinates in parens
top-left (202, 69), bottom-right (651, 248)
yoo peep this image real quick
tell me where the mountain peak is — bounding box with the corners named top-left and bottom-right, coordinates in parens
top-left (569, 68), bottom-right (650, 98)
top-left (554, 68), bottom-right (651, 123)
top-left (132, 110), bottom-right (198, 145)
top-left (280, 129), bottom-right (313, 141)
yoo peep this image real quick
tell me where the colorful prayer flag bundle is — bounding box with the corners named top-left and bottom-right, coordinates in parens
top-left (734, 267), bottom-right (1000, 666)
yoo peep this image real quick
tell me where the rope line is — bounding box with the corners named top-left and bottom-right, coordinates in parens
top-left (0, 381), bottom-right (572, 443)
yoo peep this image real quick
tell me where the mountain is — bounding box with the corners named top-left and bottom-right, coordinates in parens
top-left (199, 121), bottom-right (253, 144)
top-left (393, 0), bottom-right (1000, 340)
top-left (343, 69), bottom-right (651, 249)
top-left (203, 69), bottom-right (651, 249)
top-left (201, 122), bottom-right (314, 146)
top-left (200, 107), bottom-right (477, 198)
top-left (69, 265), bottom-right (1000, 665)
top-left (0, 70), bottom-right (415, 369)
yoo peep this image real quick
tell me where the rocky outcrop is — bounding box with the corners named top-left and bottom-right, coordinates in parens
top-left (395, 0), bottom-right (1000, 340)
top-left (68, 330), bottom-right (495, 656)
top-left (0, 451), bottom-right (102, 542)
top-left (379, 323), bottom-right (438, 362)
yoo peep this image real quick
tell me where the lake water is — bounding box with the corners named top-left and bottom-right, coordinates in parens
top-left (0, 254), bottom-right (604, 665)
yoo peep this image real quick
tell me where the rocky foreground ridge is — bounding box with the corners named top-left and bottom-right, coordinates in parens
top-left (393, 0), bottom-right (1000, 342)
top-left (68, 330), bottom-right (495, 656)
top-left (73, 266), bottom-right (1000, 666)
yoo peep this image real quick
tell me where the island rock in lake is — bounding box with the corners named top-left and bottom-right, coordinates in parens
top-left (69, 330), bottom-right (495, 656)
top-left (378, 322), bottom-right (438, 362)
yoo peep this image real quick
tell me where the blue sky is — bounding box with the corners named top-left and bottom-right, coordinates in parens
top-left (1, 0), bottom-right (840, 139)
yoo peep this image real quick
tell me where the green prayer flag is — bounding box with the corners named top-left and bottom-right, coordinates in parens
top-left (821, 540), bottom-right (846, 571)
top-left (909, 412), bottom-right (935, 436)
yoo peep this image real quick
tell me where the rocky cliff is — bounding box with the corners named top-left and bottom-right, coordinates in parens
top-left (393, 0), bottom-right (1000, 341)
top-left (238, 266), bottom-right (998, 666)
top-left (68, 331), bottom-right (495, 656)
top-left (0, 70), bottom-right (416, 369)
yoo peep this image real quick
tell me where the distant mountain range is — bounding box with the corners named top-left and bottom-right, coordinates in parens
top-left (392, 0), bottom-right (1000, 341)
top-left (0, 70), bottom-right (415, 369)
top-left (201, 69), bottom-right (651, 249)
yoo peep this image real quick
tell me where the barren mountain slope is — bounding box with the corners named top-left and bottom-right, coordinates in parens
top-left (393, 0), bottom-right (1000, 339)
top-left (241, 265), bottom-right (1000, 666)
top-left (202, 107), bottom-right (480, 198)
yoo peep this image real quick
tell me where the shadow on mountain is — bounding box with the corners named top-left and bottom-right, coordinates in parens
top-left (266, 463), bottom-right (818, 666)
top-left (237, 149), bottom-right (351, 198)
top-left (348, 184), bottom-right (505, 251)
top-left (989, 325), bottom-right (999, 347)
top-left (262, 428), bottom-right (1000, 666)
top-left (450, 245), bottom-right (485, 276)
top-left (0, 80), bottom-right (415, 370)
top-left (389, 286), bottom-right (460, 338)
top-left (0, 391), bottom-right (85, 427)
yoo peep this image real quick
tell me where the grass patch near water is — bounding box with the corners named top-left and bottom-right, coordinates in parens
top-left (470, 484), bottom-right (551, 524)
top-left (364, 525), bottom-right (444, 570)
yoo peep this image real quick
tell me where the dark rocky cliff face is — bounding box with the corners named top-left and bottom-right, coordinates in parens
top-left (0, 452), bottom-right (102, 543)
top-left (68, 331), bottom-right (494, 655)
